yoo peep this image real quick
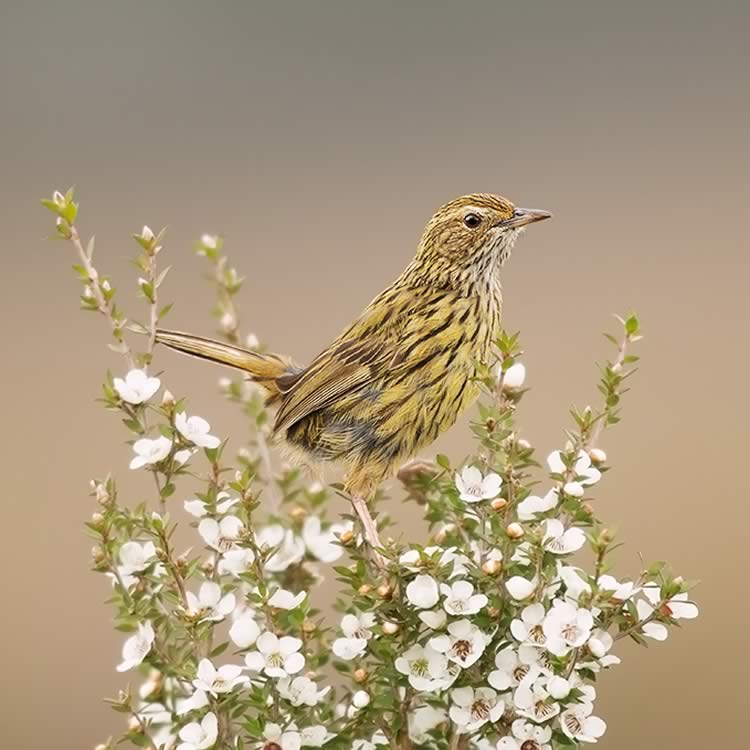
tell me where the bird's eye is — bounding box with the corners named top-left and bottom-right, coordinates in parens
top-left (463, 213), bottom-right (482, 229)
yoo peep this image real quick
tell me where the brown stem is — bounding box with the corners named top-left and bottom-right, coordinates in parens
top-left (350, 494), bottom-right (387, 569)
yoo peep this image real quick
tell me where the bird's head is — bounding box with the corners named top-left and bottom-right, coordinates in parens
top-left (416, 193), bottom-right (551, 278)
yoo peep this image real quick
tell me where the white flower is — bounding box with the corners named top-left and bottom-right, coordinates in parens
top-left (542, 519), bottom-right (586, 555)
top-left (489, 644), bottom-right (549, 690)
top-left (256, 525), bottom-right (305, 572)
top-left (440, 580), bottom-right (488, 615)
top-left (278, 675), bottom-right (329, 707)
top-left (548, 449), bottom-right (601, 497)
top-left (263, 723), bottom-right (301, 750)
top-left (505, 575), bottom-right (538, 601)
top-left (175, 412), bottom-right (221, 449)
top-left (177, 711), bottom-right (218, 750)
top-left (217, 548), bottom-right (255, 576)
top-left (643, 585), bottom-right (699, 619)
top-left (117, 541), bottom-right (157, 588)
top-left (517, 488), bottom-right (559, 521)
top-left (455, 466), bottom-right (503, 503)
top-left (559, 565), bottom-right (592, 603)
top-left (429, 619), bottom-right (488, 668)
top-left (408, 704), bottom-right (447, 744)
top-left (406, 574), bottom-right (440, 609)
top-left (269, 588), bottom-right (307, 610)
top-left (174, 448), bottom-right (195, 465)
top-left (117, 621), bottom-right (155, 672)
top-left (185, 582), bottom-right (236, 622)
top-left (198, 516), bottom-right (244, 552)
top-left (587, 628), bottom-right (614, 659)
top-left (513, 674), bottom-right (561, 723)
top-left (543, 601), bottom-right (594, 656)
top-left (395, 644), bottom-right (451, 691)
top-left (332, 612), bottom-right (375, 660)
top-left (399, 546), bottom-right (469, 578)
top-left (302, 515), bottom-right (352, 563)
top-left (229, 612), bottom-right (261, 648)
top-left (419, 609), bottom-right (448, 630)
top-left (300, 725), bottom-right (335, 747)
top-left (113, 369), bottom-right (161, 404)
top-left (176, 688), bottom-right (209, 715)
top-left (352, 731), bottom-right (388, 750)
top-left (510, 603), bottom-right (547, 646)
top-left (560, 703), bottom-right (607, 743)
top-left (245, 632), bottom-right (305, 678)
top-left (193, 658), bottom-right (246, 696)
top-left (449, 686), bottom-right (504, 733)
top-left (635, 599), bottom-right (669, 640)
top-left (497, 719), bottom-right (552, 750)
top-left (184, 492), bottom-right (239, 518)
top-left (201, 233), bottom-right (218, 249)
top-left (596, 574), bottom-right (638, 601)
top-left (129, 436), bottom-right (172, 469)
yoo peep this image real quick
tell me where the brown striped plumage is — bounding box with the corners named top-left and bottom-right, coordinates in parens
top-left (156, 194), bottom-right (550, 554)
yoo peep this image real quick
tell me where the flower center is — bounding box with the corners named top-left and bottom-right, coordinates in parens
top-left (563, 713), bottom-right (583, 736)
top-left (561, 623), bottom-right (581, 643)
top-left (267, 652), bottom-right (284, 669)
top-left (534, 700), bottom-right (558, 721)
top-left (528, 624), bottom-right (546, 644)
top-left (513, 664), bottom-right (530, 682)
top-left (411, 658), bottom-right (429, 677)
top-left (467, 484), bottom-right (482, 496)
top-left (451, 599), bottom-right (466, 612)
top-left (521, 742), bottom-right (540, 750)
top-left (452, 639), bottom-right (473, 660)
top-left (212, 676), bottom-right (227, 690)
top-left (471, 699), bottom-right (490, 721)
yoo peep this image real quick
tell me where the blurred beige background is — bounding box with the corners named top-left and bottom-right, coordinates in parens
top-left (1, 1), bottom-right (748, 748)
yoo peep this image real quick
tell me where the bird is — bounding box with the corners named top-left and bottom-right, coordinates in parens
top-left (156, 193), bottom-right (550, 562)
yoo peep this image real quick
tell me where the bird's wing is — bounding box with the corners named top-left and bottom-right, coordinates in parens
top-left (272, 286), bottom-right (466, 435)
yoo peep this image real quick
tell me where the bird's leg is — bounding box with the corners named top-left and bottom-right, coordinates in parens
top-left (349, 494), bottom-right (387, 569)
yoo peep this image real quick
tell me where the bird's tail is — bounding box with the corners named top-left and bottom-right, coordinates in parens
top-left (155, 329), bottom-right (298, 400)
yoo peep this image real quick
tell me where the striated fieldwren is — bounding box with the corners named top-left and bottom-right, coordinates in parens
top-left (156, 194), bottom-right (550, 562)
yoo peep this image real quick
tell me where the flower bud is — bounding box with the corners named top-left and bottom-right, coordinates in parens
top-left (218, 377), bottom-right (232, 389)
top-left (141, 225), bottom-right (155, 242)
top-left (382, 621), bottom-right (400, 635)
top-left (53, 190), bottom-right (66, 208)
top-left (581, 502), bottom-right (594, 516)
top-left (491, 497), bottom-right (508, 512)
top-left (161, 390), bottom-right (175, 408)
top-left (302, 619), bottom-right (317, 634)
top-left (91, 545), bottom-right (106, 564)
top-left (589, 448), bottom-right (607, 464)
top-left (245, 333), bottom-right (260, 349)
top-left (201, 233), bottom-right (218, 250)
top-left (485, 417), bottom-right (496, 431)
top-left (487, 606), bottom-right (500, 619)
top-left (358, 584), bottom-right (372, 595)
top-left (506, 523), bottom-right (524, 540)
top-left (434, 523), bottom-right (455, 544)
top-left (563, 481), bottom-right (585, 498)
top-left (376, 583), bottom-right (394, 600)
top-left (289, 506), bottom-right (307, 522)
top-left (127, 717), bottom-right (142, 733)
top-left (220, 312), bottom-right (236, 332)
top-left (95, 483), bottom-right (111, 505)
top-left (517, 438), bottom-right (532, 450)
top-left (90, 512), bottom-right (105, 528)
top-left (201, 559), bottom-right (215, 576)
top-left (353, 668), bottom-right (368, 683)
top-left (482, 559), bottom-right (502, 576)
top-left (352, 690), bottom-right (370, 708)
top-left (502, 363), bottom-right (526, 390)
top-left (339, 529), bottom-right (354, 545)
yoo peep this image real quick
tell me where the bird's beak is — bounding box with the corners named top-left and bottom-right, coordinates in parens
top-left (500, 207), bottom-right (552, 229)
